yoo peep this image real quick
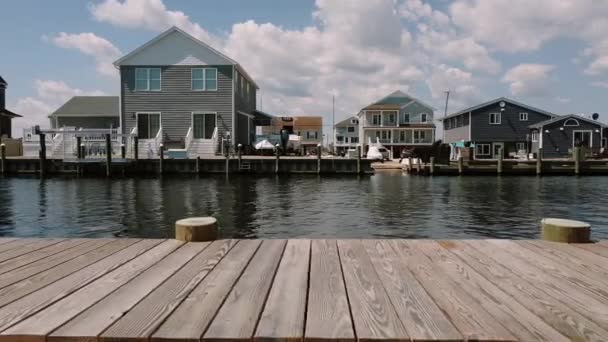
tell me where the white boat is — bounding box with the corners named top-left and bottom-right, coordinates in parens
top-left (366, 137), bottom-right (389, 160)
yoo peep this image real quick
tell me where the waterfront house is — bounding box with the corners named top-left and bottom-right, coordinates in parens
top-left (0, 76), bottom-right (22, 138)
top-left (49, 96), bottom-right (119, 129)
top-left (357, 90), bottom-right (435, 158)
top-left (334, 116), bottom-right (359, 155)
top-left (260, 116), bottom-right (323, 154)
top-left (114, 26), bottom-right (259, 157)
top-left (439, 97), bottom-right (557, 160)
top-left (529, 114), bottom-right (606, 158)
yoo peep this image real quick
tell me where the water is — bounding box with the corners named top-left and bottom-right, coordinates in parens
top-left (0, 173), bottom-right (607, 240)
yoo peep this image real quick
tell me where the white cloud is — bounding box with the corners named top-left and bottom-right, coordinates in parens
top-left (51, 32), bottom-right (122, 77)
top-left (426, 64), bottom-right (479, 109)
top-left (502, 64), bottom-right (555, 97)
top-left (9, 80), bottom-right (106, 136)
top-left (591, 81), bottom-right (608, 89)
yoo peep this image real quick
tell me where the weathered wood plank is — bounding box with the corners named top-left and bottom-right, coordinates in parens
top-left (152, 240), bottom-right (261, 342)
top-left (50, 241), bottom-right (209, 342)
top-left (0, 238), bottom-right (131, 306)
top-left (0, 239), bottom-right (90, 276)
top-left (0, 239), bottom-right (161, 335)
top-left (0, 239), bottom-right (182, 341)
top-left (203, 240), bottom-right (286, 342)
top-left (453, 240), bottom-right (608, 341)
top-left (0, 239), bottom-right (64, 264)
top-left (337, 240), bottom-right (409, 342)
top-left (305, 240), bottom-right (354, 342)
top-left (362, 240), bottom-right (462, 342)
top-left (525, 240), bottom-right (608, 276)
top-left (573, 242), bottom-right (608, 259)
top-left (415, 240), bottom-right (567, 341)
top-left (0, 239), bottom-right (41, 255)
top-left (255, 240), bottom-right (310, 342)
top-left (0, 239), bottom-right (112, 291)
top-left (99, 239), bottom-right (237, 341)
top-left (393, 240), bottom-right (515, 341)
top-left (0, 239), bottom-right (20, 246)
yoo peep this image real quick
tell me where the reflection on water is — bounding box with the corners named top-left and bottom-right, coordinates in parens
top-left (0, 173), bottom-right (607, 239)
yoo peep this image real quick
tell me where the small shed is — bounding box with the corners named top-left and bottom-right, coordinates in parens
top-left (49, 96), bottom-right (119, 129)
top-left (529, 114), bottom-right (606, 158)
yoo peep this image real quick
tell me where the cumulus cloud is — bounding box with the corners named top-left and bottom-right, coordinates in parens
top-left (502, 64), bottom-right (555, 97)
top-left (426, 64), bottom-right (479, 110)
top-left (50, 32), bottom-right (122, 77)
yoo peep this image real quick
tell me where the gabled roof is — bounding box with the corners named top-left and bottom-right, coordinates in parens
top-left (362, 90), bottom-right (436, 111)
top-left (0, 76), bottom-right (6, 87)
top-left (529, 114), bottom-right (607, 129)
top-left (0, 109), bottom-right (21, 118)
top-left (439, 97), bottom-right (557, 121)
top-left (49, 96), bottom-right (119, 118)
top-left (114, 26), bottom-right (259, 89)
top-left (335, 116), bottom-right (359, 127)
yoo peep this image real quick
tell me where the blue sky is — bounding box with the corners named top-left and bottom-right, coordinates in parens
top-left (2, 0), bottom-right (608, 136)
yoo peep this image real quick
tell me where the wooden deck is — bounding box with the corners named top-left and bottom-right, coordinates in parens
top-left (0, 238), bottom-right (604, 341)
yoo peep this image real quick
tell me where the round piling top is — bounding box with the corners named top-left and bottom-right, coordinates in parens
top-left (175, 217), bottom-right (218, 242)
top-left (541, 218), bottom-right (591, 243)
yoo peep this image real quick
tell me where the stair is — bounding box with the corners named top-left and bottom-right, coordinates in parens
top-left (126, 139), bottom-right (158, 159)
top-left (187, 139), bottom-right (216, 158)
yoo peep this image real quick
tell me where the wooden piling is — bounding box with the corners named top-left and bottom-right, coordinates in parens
top-left (356, 145), bottom-right (361, 174)
top-left (536, 148), bottom-right (542, 175)
top-left (416, 158), bottom-right (422, 174)
top-left (457, 156), bottom-right (463, 175)
top-left (121, 144), bottom-right (126, 159)
top-left (574, 147), bottom-right (581, 175)
top-left (497, 148), bottom-right (503, 175)
top-left (133, 137), bottom-right (139, 161)
top-left (76, 137), bottom-right (82, 159)
top-left (430, 156), bottom-right (435, 175)
top-left (275, 144), bottom-right (280, 174)
top-left (39, 133), bottom-right (46, 178)
top-left (195, 156), bottom-right (200, 174)
top-left (317, 145), bottom-right (322, 174)
top-left (541, 218), bottom-right (591, 243)
top-left (175, 217), bottom-right (218, 242)
top-left (407, 157), bottom-right (413, 173)
top-left (159, 145), bottom-right (164, 175)
top-left (225, 152), bottom-right (229, 175)
top-left (105, 134), bottom-right (111, 177)
top-left (0, 143), bottom-right (5, 175)
top-left (237, 144), bottom-right (242, 171)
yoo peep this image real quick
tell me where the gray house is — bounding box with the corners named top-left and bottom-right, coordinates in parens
top-left (440, 97), bottom-right (556, 160)
top-left (49, 96), bottom-right (119, 129)
top-left (334, 116), bottom-right (359, 155)
top-left (0, 76), bottom-right (21, 138)
top-left (530, 114), bottom-right (606, 158)
top-left (114, 26), bottom-right (258, 157)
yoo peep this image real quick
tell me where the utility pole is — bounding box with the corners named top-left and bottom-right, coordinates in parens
top-left (332, 94), bottom-right (335, 152)
top-left (443, 90), bottom-right (450, 142)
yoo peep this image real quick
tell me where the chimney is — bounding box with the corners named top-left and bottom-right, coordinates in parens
top-left (0, 76), bottom-right (6, 110)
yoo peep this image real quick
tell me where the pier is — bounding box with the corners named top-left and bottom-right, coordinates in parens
top-left (0, 237), bottom-right (604, 340)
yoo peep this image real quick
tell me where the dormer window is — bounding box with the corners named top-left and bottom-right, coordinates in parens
top-left (192, 68), bottom-right (217, 91)
top-left (135, 68), bottom-right (161, 91)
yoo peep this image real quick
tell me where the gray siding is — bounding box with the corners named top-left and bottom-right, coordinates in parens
top-left (470, 102), bottom-right (553, 142)
top-left (51, 116), bottom-right (119, 129)
top-left (540, 119), bottom-right (603, 158)
top-left (234, 69), bottom-right (257, 146)
top-left (400, 102), bottom-right (434, 123)
top-left (121, 65), bottom-right (233, 148)
top-left (444, 124), bottom-right (469, 143)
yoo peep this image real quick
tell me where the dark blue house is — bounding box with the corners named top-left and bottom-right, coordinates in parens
top-left (529, 114), bottom-right (606, 158)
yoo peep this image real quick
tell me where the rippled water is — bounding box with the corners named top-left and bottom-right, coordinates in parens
top-left (0, 173), bottom-right (607, 239)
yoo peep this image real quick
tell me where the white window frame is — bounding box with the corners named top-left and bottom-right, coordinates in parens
top-left (516, 142), bottom-right (526, 151)
top-left (573, 130), bottom-right (593, 147)
top-left (135, 112), bottom-right (162, 139)
top-left (351, 137), bottom-right (359, 144)
top-left (519, 112), bottom-right (528, 121)
top-left (531, 131), bottom-right (539, 142)
top-left (191, 68), bottom-right (218, 91)
top-left (372, 113), bottom-right (382, 126)
top-left (135, 68), bottom-right (161, 91)
top-left (191, 111), bottom-right (218, 139)
top-left (420, 113), bottom-right (428, 123)
top-left (489, 112), bottom-right (501, 125)
top-left (476, 143), bottom-right (491, 156)
top-left (564, 118), bottom-right (580, 127)
top-left (347, 126), bottom-right (355, 133)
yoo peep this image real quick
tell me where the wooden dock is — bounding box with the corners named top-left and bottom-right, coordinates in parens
top-left (0, 238), bottom-right (605, 341)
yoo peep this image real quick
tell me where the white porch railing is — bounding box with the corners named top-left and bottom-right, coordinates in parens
top-left (154, 127), bottom-right (163, 153)
top-left (211, 127), bottom-right (218, 154)
top-left (185, 126), bottom-right (193, 150)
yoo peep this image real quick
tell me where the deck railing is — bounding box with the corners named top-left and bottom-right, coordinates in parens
top-left (185, 127), bottom-right (193, 150)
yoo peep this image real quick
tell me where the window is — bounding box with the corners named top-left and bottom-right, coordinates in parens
top-left (516, 142), bottom-right (526, 151)
top-left (347, 126), bottom-right (355, 133)
top-left (135, 68), bottom-right (161, 91)
top-left (337, 136), bottom-right (344, 143)
top-left (306, 131), bottom-right (319, 139)
top-left (602, 138), bottom-right (607, 148)
top-left (191, 68), bottom-right (218, 91)
top-left (385, 111), bottom-right (397, 125)
top-left (489, 112), bottom-right (501, 124)
top-left (344, 137), bottom-right (349, 143)
top-left (464, 114), bottom-right (470, 125)
top-left (372, 113), bottom-right (381, 125)
top-left (445, 119), bottom-right (452, 130)
top-left (376, 130), bottom-right (391, 141)
top-left (456, 115), bottom-right (463, 127)
top-left (351, 137), bottom-right (359, 144)
top-left (192, 113), bottom-right (216, 139)
top-left (350, 119), bottom-right (358, 124)
top-left (402, 113), bottom-right (410, 123)
top-left (476, 143), bottom-right (491, 155)
top-left (573, 131), bottom-right (592, 148)
top-left (564, 118), bottom-right (580, 126)
top-left (519, 112), bottom-right (528, 121)
top-left (413, 130), bottom-right (426, 143)
top-left (240, 75), bottom-right (244, 95)
top-left (420, 113), bottom-right (428, 123)
top-left (532, 131), bottom-right (539, 142)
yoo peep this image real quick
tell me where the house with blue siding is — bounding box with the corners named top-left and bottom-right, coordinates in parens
top-left (114, 26), bottom-right (258, 157)
top-left (439, 97), bottom-right (557, 160)
top-left (357, 91), bottom-right (436, 158)
top-left (529, 114), bottom-right (606, 158)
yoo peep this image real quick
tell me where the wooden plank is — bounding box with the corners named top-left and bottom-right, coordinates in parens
top-left (393, 240), bottom-right (515, 341)
top-left (0, 239), bottom-right (64, 264)
top-left (152, 240), bottom-right (261, 342)
top-left (362, 240), bottom-right (462, 342)
top-left (0, 239), bottom-right (20, 246)
top-left (573, 242), bottom-right (608, 259)
top-left (0, 239), bottom-right (112, 291)
top-left (415, 240), bottom-right (567, 341)
top-left (0, 239), bottom-right (41, 254)
top-left (99, 239), bottom-right (237, 341)
top-left (0, 239), bottom-right (161, 334)
top-left (336, 240), bottom-right (409, 342)
top-left (0, 238), bottom-right (132, 307)
top-left (255, 240), bottom-right (310, 342)
top-left (49, 241), bottom-right (209, 342)
top-left (525, 240), bottom-right (608, 275)
top-left (203, 240), bottom-right (286, 342)
top-left (0, 239), bottom-right (183, 341)
top-left (305, 240), bottom-right (354, 342)
top-left (451, 240), bottom-right (608, 340)
top-left (0, 239), bottom-right (90, 276)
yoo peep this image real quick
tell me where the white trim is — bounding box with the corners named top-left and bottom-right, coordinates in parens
top-left (475, 143), bottom-right (491, 157)
top-left (191, 67), bottom-right (218, 91)
top-left (573, 130), bottom-right (593, 147)
top-left (135, 68), bottom-right (162, 91)
top-left (440, 96), bottom-right (557, 121)
top-left (564, 118), bottom-right (580, 127)
top-left (531, 130), bottom-right (539, 142)
top-left (191, 111), bottom-right (217, 140)
top-left (135, 111), bottom-right (162, 139)
top-left (519, 112), bottom-right (528, 121)
top-left (489, 112), bottom-right (501, 125)
top-left (231, 65), bottom-right (236, 146)
top-left (237, 110), bottom-right (254, 119)
top-left (492, 142), bottom-right (504, 159)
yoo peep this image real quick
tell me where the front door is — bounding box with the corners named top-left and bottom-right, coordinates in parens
top-left (492, 142), bottom-right (504, 159)
top-left (573, 131), bottom-right (592, 148)
top-left (137, 113), bottom-right (160, 139)
top-left (193, 113), bottom-right (216, 139)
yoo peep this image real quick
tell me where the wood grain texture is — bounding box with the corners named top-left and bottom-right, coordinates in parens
top-left (415, 240), bottom-right (567, 341)
top-left (0, 239), bottom-right (161, 337)
top-left (49, 241), bottom-right (209, 342)
top-left (255, 240), bottom-right (310, 342)
top-left (0, 239), bottom-right (40, 255)
top-left (393, 240), bottom-right (515, 341)
top-left (362, 240), bottom-right (462, 342)
top-left (152, 240), bottom-right (261, 342)
top-left (203, 239), bottom-right (286, 342)
top-left (0, 239), bottom-right (64, 264)
top-left (524, 240), bottom-right (608, 276)
top-left (99, 239), bottom-right (237, 341)
top-left (572, 242), bottom-right (608, 259)
top-left (453, 240), bottom-right (608, 341)
top-left (305, 240), bottom-right (354, 342)
top-left (337, 240), bottom-right (409, 342)
top-left (0, 239), bottom-right (90, 276)
top-left (0, 240), bottom-right (181, 341)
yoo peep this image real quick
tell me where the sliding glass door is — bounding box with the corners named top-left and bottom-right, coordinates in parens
top-left (193, 113), bottom-right (216, 139)
top-left (137, 113), bottom-right (160, 139)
